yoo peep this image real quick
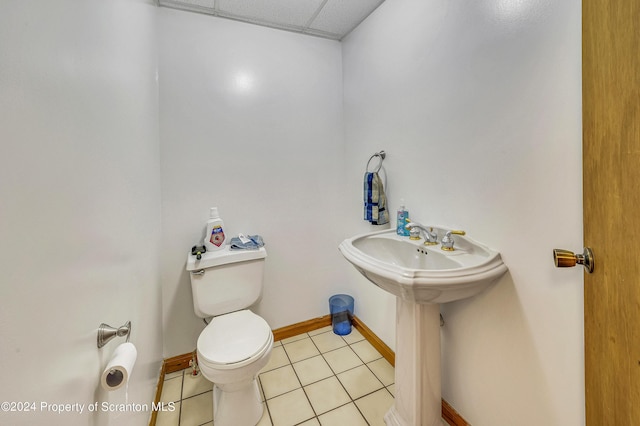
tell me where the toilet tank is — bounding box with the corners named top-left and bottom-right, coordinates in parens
top-left (186, 247), bottom-right (267, 318)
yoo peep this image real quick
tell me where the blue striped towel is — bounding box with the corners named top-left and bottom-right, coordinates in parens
top-left (230, 234), bottom-right (265, 250)
top-left (364, 172), bottom-right (389, 225)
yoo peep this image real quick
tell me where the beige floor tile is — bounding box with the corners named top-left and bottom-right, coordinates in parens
top-left (260, 365), bottom-right (301, 399)
top-left (337, 365), bottom-right (384, 400)
top-left (304, 376), bottom-right (352, 415)
top-left (311, 331), bottom-right (348, 353)
top-left (155, 326), bottom-right (396, 426)
top-left (280, 333), bottom-right (309, 344)
top-left (262, 345), bottom-right (290, 373)
top-left (350, 339), bottom-right (382, 363)
top-left (164, 370), bottom-right (184, 380)
top-left (341, 328), bottom-right (365, 345)
top-left (160, 375), bottom-right (183, 403)
top-left (283, 337), bottom-right (321, 363)
top-left (267, 388), bottom-right (315, 426)
top-left (323, 346), bottom-right (363, 374)
top-left (155, 401), bottom-right (181, 426)
top-left (182, 371), bottom-right (213, 398)
top-left (354, 389), bottom-right (394, 426)
top-left (317, 402), bottom-right (368, 426)
top-left (308, 325), bottom-right (333, 336)
top-left (180, 391), bottom-right (213, 426)
top-left (293, 355), bottom-right (334, 386)
top-left (367, 358), bottom-right (395, 386)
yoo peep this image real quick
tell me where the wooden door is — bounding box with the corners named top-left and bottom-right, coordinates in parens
top-left (583, 0), bottom-right (640, 424)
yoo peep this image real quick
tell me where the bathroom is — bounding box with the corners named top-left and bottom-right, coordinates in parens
top-left (0, 0), bottom-right (583, 425)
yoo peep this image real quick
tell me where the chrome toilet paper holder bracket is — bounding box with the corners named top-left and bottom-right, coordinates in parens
top-left (97, 321), bottom-right (131, 348)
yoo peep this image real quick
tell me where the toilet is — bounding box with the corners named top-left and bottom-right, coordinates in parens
top-left (186, 245), bottom-right (272, 426)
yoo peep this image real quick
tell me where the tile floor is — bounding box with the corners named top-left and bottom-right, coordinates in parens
top-left (154, 326), bottom-right (397, 426)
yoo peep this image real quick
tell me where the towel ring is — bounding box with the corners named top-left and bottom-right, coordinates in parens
top-left (366, 151), bottom-right (386, 173)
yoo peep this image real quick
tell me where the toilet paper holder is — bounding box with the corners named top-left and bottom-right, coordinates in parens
top-left (97, 321), bottom-right (131, 349)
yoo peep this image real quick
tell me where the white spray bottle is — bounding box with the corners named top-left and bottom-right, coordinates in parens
top-left (203, 207), bottom-right (225, 251)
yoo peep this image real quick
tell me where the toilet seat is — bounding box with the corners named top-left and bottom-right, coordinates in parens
top-left (197, 310), bottom-right (272, 369)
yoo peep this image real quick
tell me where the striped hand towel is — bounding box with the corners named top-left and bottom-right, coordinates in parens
top-left (364, 172), bottom-right (389, 225)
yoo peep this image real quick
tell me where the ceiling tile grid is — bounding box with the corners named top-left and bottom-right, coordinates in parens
top-left (217, 0), bottom-right (325, 27)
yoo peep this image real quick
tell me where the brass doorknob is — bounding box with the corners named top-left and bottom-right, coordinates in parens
top-left (553, 248), bottom-right (594, 273)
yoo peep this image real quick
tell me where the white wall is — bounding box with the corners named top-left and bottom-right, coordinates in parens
top-left (158, 9), bottom-right (348, 357)
top-left (0, 1), bottom-right (162, 425)
top-left (342, 0), bottom-right (583, 425)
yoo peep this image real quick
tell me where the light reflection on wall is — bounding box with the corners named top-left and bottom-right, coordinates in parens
top-left (234, 71), bottom-right (254, 92)
top-left (492, 0), bottom-right (539, 22)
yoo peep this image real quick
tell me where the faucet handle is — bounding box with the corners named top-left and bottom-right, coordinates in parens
top-left (409, 227), bottom-right (421, 240)
top-left (441, 230), bottom-right (466, 251)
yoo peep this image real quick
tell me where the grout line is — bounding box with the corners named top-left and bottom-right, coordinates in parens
top-left (286, 336), bottom-right (318, 421)
top-left (181, 389), bottom-right (212, 401)
top-left (178, 370), bottom-right (185, 401)
top-left (353, 399), bottom-right (372, 426)
top-left (257, 376), bottom-right (273, 425)
top-left (177, 372), bottom-right (182, 426)
top-left (361, 360), bottom-right (387, 391)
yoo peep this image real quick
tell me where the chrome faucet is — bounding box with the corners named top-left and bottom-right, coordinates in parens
top-left (405, 223), bottom-right (438, 245)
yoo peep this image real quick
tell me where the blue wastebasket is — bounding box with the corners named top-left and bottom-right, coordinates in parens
top-left (329, 294), bottom-right (354, 335)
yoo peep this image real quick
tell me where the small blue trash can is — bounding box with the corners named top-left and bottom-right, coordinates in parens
top-left (329, 294), bottom-right (354, 335)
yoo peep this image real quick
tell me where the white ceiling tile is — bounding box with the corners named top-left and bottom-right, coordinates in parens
top-left (159, 0), bottom-right (387, 40)
top-left (217, 0), bottom-right (325, 28)
top-left (308, 0), bottom-right (384, 37)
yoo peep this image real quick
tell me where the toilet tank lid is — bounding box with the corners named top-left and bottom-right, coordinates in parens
top-left (186, 246), bottom-right (267, 271)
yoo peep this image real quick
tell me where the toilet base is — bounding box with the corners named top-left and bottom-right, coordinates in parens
top-left (212, 378), bottom-right (263, 426)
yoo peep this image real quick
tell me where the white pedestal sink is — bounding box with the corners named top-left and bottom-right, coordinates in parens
top-left (338, 229), bottom-right (508, 426)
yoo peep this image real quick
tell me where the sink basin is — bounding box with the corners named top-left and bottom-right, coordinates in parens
top-left (339, 228), bottom-right (508, 426)
top-left (339, 228), bottom-right (507, 304)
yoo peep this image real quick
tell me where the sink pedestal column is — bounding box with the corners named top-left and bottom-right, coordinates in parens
top-left (384, 298), bottom-right (443, 426)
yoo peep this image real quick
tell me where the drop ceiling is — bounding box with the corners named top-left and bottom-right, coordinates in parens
top-left (157, 0), bottom-right (386, 40)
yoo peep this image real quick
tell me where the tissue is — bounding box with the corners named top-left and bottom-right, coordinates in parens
top-left (100, 342), bottom-right (137, 391)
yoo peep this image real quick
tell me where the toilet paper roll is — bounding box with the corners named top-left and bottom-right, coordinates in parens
top-left (101, 342), bottom-right (137, 391)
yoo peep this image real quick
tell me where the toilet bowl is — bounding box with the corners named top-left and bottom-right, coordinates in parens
top-left (197, 309), bottom-right (273, 426)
